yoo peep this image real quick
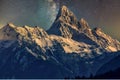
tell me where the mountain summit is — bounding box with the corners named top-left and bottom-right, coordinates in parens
top-left (48, 5), bottom-right (79, 38)
top-left (56, 5), bottom-right (78, 25)
top-left (48, 5), bottom-right (120, 51)
top-left (0, 5), bottom-right (120, 78)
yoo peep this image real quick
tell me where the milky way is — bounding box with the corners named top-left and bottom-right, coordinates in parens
top-left (0, 0), bottom-right (120, 40)
top-left (0, 0), bottom-right (59, 29)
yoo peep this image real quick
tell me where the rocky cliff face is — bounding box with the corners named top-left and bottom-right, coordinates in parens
top-left (0, 5), bottom-right (120, 79)
top-left (48, 5), bottom-right (120, 52)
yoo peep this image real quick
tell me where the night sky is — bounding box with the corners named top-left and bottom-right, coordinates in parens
top-left (0, 0), bottom-right (120, 40)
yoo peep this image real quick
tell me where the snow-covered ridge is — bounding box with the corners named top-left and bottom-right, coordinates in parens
top-left (0, 23), bottom-right (48, 40)
top-left (0, 23), bottom-right (95, 55)
top-left (1, 23), bottom-right (119, 55)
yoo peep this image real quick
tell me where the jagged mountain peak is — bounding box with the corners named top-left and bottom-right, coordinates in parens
top-left (18, 26), bottom-right (49, 39)
top-left (60, 5), bottom-right (68, 13)
top-left (61, 5), bottom-right (68, 10)
top-left (48, 5), bottom-right (80, 38)
top-left (47, 6), bottom-right (120, 51)
top-left (79, 18), bottom-right (89, 27)
top-left (0, 24), bottom-right (17, 40)
top-left (78, 18), bottom-right (91, 32)
top-left (23, 25), bottom-right (30, 28)
top-left (0, 24), bottom-right (48, 40)
top-left (2, 23), bottom-right (16, 31)
top-left (92, 27), bottom-right (104, 33)
top-left (93, 27), bottom-right (102, 32)
top-left (59, 5), bottom-right (75, 17)
top-left (6, 23), bottom-right (16, 28)
top-left (56, 5), bottom-right (78, 25)
top-left (58, 5), bottom-right (72, 16)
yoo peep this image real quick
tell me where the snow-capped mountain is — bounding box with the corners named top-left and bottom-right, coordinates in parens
top-left (48, 5), bottom-right (120, 52)
top-left (0, 5), bottom-right (120, 79)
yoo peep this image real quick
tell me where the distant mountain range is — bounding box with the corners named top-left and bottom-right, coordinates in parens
top-left (0, 5), bottom-right (120, 79)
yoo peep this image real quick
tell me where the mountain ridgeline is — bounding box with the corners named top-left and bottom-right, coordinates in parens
top-left (0, 5), bottom-right (120, 79)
